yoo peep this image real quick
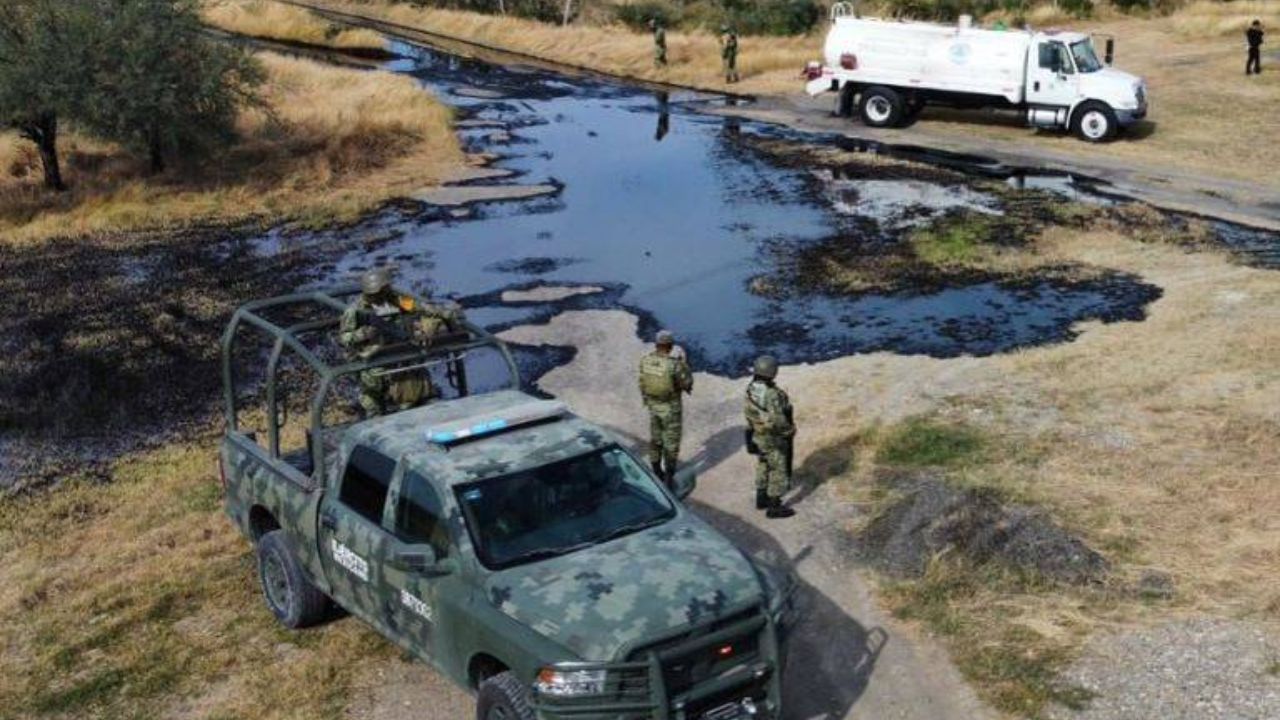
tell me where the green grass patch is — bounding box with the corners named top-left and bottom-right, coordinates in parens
top-left (908, 213), bottom-right (999, 268)
top-left (876, 416), bottom-right (988, 468)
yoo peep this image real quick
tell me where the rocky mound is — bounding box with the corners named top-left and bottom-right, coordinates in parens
top-left (860, 470), bottom-right (1110, 585)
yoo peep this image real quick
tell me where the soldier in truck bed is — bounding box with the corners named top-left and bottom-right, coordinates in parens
top-left (339, 268), bottom-right (463, 417)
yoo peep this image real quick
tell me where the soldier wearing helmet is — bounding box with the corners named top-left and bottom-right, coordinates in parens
top-left (339, 268), bottom-right (461, 417)
top-left (638, 330), bottom-right (693, 487)
top-left (744, 355), bottom-right (795, 518)
top-left (720, 24), bottom-right (739, 84)
top-left (650, 18), bottom-right (667, 68)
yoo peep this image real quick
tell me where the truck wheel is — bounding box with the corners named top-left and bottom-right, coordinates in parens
top-left (476, 671), bottom-right (535, 720)
top-left (1071, 102), bottom-right (1117, 143)
top-left (257, 530), bottom-right (328, 629)
top-left (859, 86), bottom-right (905, 128)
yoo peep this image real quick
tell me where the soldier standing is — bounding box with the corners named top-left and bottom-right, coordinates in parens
top-left (744, 355), bottom-right (795, 519)
top-left (339, 268), bottom-right (455, 418)
top-left (1247, 20), bottom-right (1264, 76)
top-left (638, 330), bottom-right (692, 486)
top-left (720, 24), bottom-right (740, 84)
top-left (650, 18), bottom-right (667, 68)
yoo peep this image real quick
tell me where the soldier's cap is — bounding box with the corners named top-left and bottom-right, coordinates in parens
top-left (655, 330), bottom-right (675, 346)
top-left (361, 267), bottom-right (393, 295)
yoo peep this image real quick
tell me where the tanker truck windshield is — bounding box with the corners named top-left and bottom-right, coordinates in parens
top-left (1071, 40), bottom-right (1103, 73)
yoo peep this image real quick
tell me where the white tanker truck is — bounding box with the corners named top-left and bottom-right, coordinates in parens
top-left (803, 2), bottom-right (1148, 142)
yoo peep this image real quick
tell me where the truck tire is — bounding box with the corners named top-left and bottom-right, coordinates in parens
top-left (476, 671), bottom-right (536, 720)
top-left (257, 530), bottom-right (328, 629)
top-left (1071, 102), bottom-right (1118, 143)
top-left (859, 86), bottom-right (905, 128)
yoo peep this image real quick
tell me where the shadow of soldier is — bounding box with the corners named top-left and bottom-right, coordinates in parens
top-left (689, 500), bottom-right (889, 719)
top-left (787, 433), bottom-right (858, 511)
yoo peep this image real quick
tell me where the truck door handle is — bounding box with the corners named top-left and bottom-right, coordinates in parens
top-left (320, 510), bottom-right (338, 530)
top-left (1034, 81), bottom-right (1041, 92)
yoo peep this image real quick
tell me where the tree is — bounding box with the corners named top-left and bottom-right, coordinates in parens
top-left (81, 0), bottom-right (264, 174)
top-left (0, 0), bottom-right (95, 191)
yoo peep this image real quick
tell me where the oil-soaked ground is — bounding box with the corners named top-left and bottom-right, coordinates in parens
top-left (257, 41), bottom-right (1163, 377)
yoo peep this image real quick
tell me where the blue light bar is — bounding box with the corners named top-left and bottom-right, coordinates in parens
top-left (424, 400), bottom-right (566, 446)
top-left (427, 419), bottom-right (509, 444)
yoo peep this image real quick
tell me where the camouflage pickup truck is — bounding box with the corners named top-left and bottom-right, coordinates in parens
top-left (218, 288), bottom-right (797, 720)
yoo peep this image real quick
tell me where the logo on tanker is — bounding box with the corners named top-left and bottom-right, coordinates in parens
top-left (949, 42), bottom-right (972, 65)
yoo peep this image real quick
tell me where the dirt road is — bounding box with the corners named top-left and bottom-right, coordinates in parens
top-left (697, 94), bottom-right (1280, 233)
top-left (500, 309), bottom-right (1000, 720)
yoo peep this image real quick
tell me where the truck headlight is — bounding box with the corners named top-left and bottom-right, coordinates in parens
top-left (534, 668), bottom-right (607, 697)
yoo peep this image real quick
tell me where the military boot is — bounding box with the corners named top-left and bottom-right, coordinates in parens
top-left (755, 489), bottom-right (769, 510)
top-left (765, 497), bottom-right (795, 519)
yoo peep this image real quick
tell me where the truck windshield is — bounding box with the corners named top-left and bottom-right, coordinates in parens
top-left (1071, 40), bottom-right (1102, 73)
top-left (455, 447), bottom-right (676, 570)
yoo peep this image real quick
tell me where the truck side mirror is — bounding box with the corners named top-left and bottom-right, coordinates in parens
top-left (672, 468), bottom-right (697, 501)
top-left (1105, 38), bottom-right (1114, 65)
top-left (391, 544), bottom-right (450, 576)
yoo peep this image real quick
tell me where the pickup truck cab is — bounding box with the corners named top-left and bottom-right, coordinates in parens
top-left (218, 288), bottom-right (795, 720)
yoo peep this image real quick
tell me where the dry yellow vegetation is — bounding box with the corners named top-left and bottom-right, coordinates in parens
top-left (0, 439), bottom-right (398, 719)
top-left (1169, 0), bottom-right (1279, 38)
top-left (203, 0), bottom-right (389, 50)
top-left (0, 52), bottom-right (464, 244)
top-left (307, 0), bottom-right (818, 93)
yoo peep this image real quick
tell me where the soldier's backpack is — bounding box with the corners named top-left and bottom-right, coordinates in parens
top-left (639, 354), bottom-right (678, 402)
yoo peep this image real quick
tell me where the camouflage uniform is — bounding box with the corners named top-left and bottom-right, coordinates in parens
top-left (339, 287), bottom-right (459, 417)
top-left (638, 343), bottom-right (692, 482)
top-left (744, 377), bottom-right (794, 503)
top-left (721, 27), bottom-right (740, 83)
top-left (652, 22), bottom-right (667, 67)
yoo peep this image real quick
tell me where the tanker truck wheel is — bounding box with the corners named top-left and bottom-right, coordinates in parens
top-left (1071, 102), bottom-right (1118, 143)
top-left (859, 86), bottom-right (905, 128)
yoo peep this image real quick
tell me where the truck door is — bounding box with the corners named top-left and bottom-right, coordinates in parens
top-left (318, 444), bottom-right (398, 630)
top-left (384, 469), bottom-right (467, 670)
top-left (1026, 40), bottom-right (1078, 108)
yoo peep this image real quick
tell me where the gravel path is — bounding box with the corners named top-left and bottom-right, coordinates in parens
top-left (1048, 618), bottom-right (1280, 720)
top-left (495, 309), bottom-right (998, 720)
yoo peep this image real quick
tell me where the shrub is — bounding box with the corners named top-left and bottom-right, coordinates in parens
top-left (728, 0), bottom-right (823, 35)
top-left (614, 0), bottom-right (682, 31)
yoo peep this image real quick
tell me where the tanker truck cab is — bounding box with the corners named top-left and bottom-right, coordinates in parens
top-left (806, 3), bottom-right (1148, 142)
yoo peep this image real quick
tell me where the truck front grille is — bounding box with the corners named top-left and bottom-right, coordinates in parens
top-left (534, 604), bottom-right (778, 719)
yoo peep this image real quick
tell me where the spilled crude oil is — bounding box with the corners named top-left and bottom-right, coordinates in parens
top-left (257, 39), bottom-right (1164, 379)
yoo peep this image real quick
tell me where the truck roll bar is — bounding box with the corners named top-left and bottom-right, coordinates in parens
top-left (219, 285), bottom-right (521, 480)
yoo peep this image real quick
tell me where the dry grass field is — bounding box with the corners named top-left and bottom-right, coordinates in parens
top-left (0, 440), bottom-right (399, 720)
top-left (304, 0), bottom-right (818, 92)
top-left (0, 52), bottom-right (464, 245)
top-left (204, 0), bottom-right (389, 50)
